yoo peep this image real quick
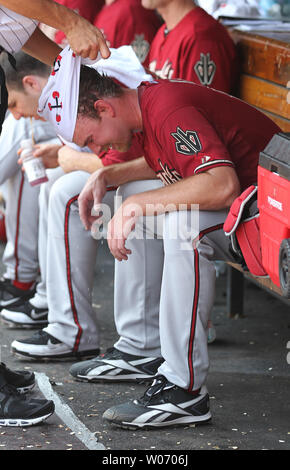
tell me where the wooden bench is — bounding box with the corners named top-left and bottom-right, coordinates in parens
top-left (225, 28), bottom-right (290, 317)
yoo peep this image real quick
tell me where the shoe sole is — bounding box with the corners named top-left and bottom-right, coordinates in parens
top-left (73, 373), bottom-right (156, 384)
top-left (0, 411), bottom-right (54, 427)
top-left (12, 348), bottom-right (100, 362)
top-left (0, 317), bottom-right (48, 329)
top-left (105, 412), bottom-right (212, 430)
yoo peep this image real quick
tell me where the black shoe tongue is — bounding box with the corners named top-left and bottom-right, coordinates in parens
top-left (0, 371), bottom-right (7, 388)
top-left (145, 385), bottom-right (156, 398)
top-left (145, 376), bottom-right (166, 398)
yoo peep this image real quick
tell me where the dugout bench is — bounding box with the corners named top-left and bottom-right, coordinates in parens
top-left (225, 28), bottom-right (290, 317)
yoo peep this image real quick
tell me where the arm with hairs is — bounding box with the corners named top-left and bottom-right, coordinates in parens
top-left (1, 0), bottom-right (110, 61)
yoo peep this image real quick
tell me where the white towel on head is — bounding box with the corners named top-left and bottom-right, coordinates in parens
top-left (38, 45), bottom-right (153, 143)
top-left (92, 46), bottom-right (153, 89)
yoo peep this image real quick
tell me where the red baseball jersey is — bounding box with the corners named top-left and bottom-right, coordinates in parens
top-left (94, 0), bottom-right (162, 65)
top-left (138, 80), bottom-right (281, 191)
top-left (148, 6), bottom-right (239, 94)
top-left (54, 0), bottom-right (105, 44)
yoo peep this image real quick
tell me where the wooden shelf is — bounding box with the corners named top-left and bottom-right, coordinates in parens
top-left (232, 29), bottom-right (290, 133)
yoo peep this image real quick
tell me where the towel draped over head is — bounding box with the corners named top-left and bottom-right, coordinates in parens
top-left (38, 45), bottom-right (153, 143)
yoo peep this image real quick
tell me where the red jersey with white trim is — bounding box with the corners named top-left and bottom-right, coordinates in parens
top-left (138, 80), bottom-right (281, 191)
top-left (94, 0), bottom-right (162, 65)
top-left (148, 6), bottom-right (239, 94)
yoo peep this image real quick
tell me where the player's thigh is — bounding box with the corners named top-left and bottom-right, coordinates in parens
top-left (116, 179), bottom-right (163, 202)
top-left (163, 209), bottom-right (230, 258)
top-left (49, 170), bottom-right (90, 204)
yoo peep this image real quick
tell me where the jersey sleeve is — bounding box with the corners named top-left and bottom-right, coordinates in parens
top-left (157, 106), bottom-right (234, 178)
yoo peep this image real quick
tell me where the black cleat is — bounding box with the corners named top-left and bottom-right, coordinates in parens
top-left (0, 382), bottom-right (54, 427)
top-left (0, 299), bottom-right (48, 328)
top-left (69, 347), bottom-right (164, 383)
top-left (0, 279), bottom-right (35, 311)
top-left (103, 375), bottom-right (211, 429)
top-left (0, 362), bottom-right (35, 394)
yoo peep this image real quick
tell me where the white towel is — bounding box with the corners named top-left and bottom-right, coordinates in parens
top-left (38, 45), bottom-right (153, 143)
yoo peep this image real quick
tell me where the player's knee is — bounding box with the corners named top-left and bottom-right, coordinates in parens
top-left (164, 210), bottom-right (199, 243)
top-left (116, 181), bottom-right (141, 202)
top-left (117, 180), bottom-right (163, 202)
top-left (49, 172), bottom-right (87, 206)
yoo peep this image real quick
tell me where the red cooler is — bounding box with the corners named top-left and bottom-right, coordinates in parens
top-left (258, 132), bottom-right (290, 297)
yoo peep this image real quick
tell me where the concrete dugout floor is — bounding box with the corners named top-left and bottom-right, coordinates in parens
top-left (0, 240), bottom-right (290, 452)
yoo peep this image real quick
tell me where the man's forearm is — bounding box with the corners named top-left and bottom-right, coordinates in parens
top-left (2, 0), bottom-right (110, 59)
top-left (1, 0), bottom-right (78, 31)
top-left (22, 27), bottom-right (61, 66)
top-left (101, 157), bottom-right (157, 187)
top-left (124, 167), bottom-right (241, 216)
top-left (58, 147), bottom-right (104, 174)
top-left (72, 152), bottom-right (104, 174)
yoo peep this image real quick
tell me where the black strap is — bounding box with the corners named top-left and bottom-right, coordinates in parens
top-left (0, 56), bottom-right (8, 135)
top-left (0, 45), bottom-right (16, 70)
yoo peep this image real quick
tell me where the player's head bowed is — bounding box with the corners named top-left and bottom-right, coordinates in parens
top-left (37, 45), bottom-right (92, 142)
top-left (37, 45), bottom-right (152, 144)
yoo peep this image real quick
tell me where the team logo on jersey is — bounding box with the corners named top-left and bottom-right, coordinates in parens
top-left (149, 59), bottom-right (174, 79)
top-left (131, 34), bottom-right (150, 64)
top-left (171, 127), bottom-right (202, 156)
top-left (194, 53), bottom-right (216, 86)
top-left (156, 159), bottom-right (182, 185)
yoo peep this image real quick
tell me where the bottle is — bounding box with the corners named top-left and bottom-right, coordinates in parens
top-left (20, 139), bottom-right (48, 186)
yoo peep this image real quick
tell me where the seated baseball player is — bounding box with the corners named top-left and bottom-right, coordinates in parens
top-left (8, 0), bottom-right (240, 358)
top-left (0, 112), bottom-right (59, 315)
top-left (94, 0), bottom-right (162, 66)
top-left (104, 0), bottom-right (241, 354)
top-left (38, 46), bottom-right (280, 428)
top-left (68, 0), bottom-right (241, 371)
top-left (145, 0), bottom-right (239, 91)
top-left (0, 48), bottom-right (157, 363)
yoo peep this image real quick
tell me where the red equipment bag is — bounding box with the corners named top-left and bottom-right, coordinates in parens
top-left (223, 185), bottom-right (268, 277)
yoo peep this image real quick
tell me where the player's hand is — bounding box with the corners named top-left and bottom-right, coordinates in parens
top-left (17, 143), bottom-right (61, 169)
top-left (57, 145), bottom-right (77, 173)
top-left (33, 143), bottom-right (61, 168)
top-left (78, 169), bottom-right (107, 230)
top-left (64, 16), bottom-right (110, 60)
top-left (107, 202), bottom-right (142, 261)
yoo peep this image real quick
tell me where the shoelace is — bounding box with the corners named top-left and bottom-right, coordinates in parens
top-left (140, 375), bottom-right (174, 405)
